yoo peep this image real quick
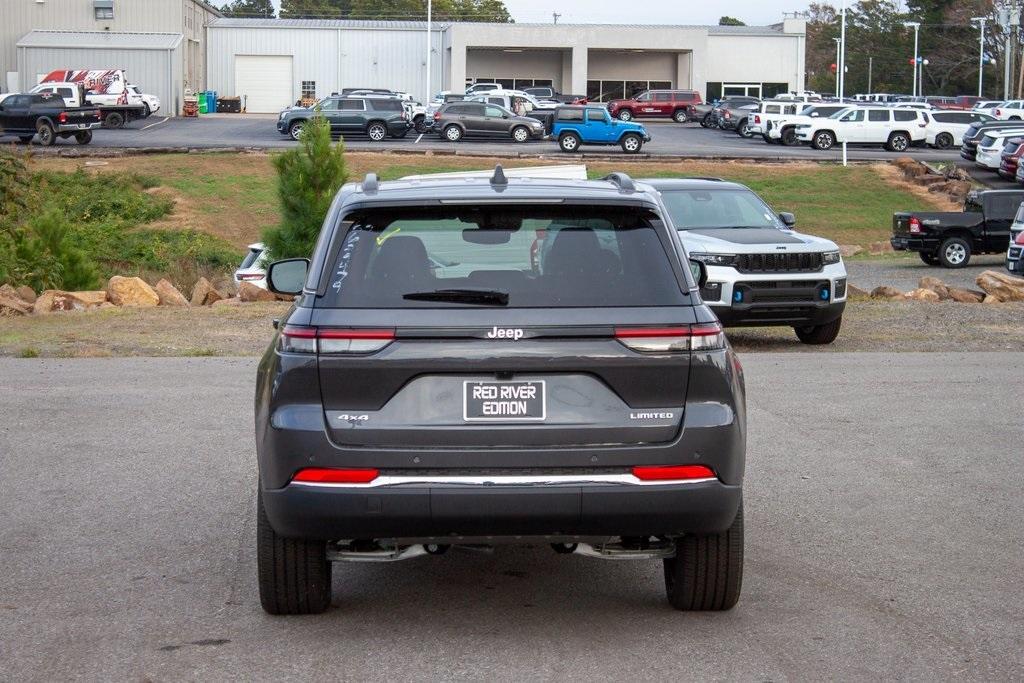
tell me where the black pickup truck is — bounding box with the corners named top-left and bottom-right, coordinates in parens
top-left (0, 92), bottom-right (100, 146)
top-left (892, 189), bottom-right (1024, 267)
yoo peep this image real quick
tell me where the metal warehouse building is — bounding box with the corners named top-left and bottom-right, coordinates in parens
top-left (207, 18), bottom-right (806, 113)
top-left (16, 31), bottom-right (183, 115)
top-left (1, 0), bottom-right (221, 115)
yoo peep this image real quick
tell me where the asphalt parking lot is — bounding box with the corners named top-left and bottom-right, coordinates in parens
top-left (2, 355), bottom-right (1021, 680)
top-left (846, 254), bottom-right (1009, 292)
top-left (4, 114), bottom-right (968, 162)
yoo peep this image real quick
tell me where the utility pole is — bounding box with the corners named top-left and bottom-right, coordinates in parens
top-left (425, 0), bottom-right (432, 104)
top-left (868, 56), bottom-right (873, 94)
top-left (903, 22), bottom-right (920, 97)
top-left (553, 12), bottom-right (560, 25)
top-left (972, 17), bottom-right (987, 97)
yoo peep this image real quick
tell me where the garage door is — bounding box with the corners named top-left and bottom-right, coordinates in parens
top-left (235, 55), bottom-right (292, 113)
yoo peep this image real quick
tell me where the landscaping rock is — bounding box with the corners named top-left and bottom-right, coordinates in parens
top-left (983, 294), bottom-right (1001, 304)
top-left (238, 281), bottom-right (277, 303)
top-left (106, 276), bottom-right (159, 307)
top-left (0, 284), bottom-right (18, 299)
top-left (211, 296), bottom-right (241, 308)
top-left (0, 292), bottom-right (31, 316)
top-left (839, 245), bottom-right (863, 258)
top-left (190, 277), bottom-right (223, 306)
top-left (15, 286), bottom-right (36, 304)
top-left (847, 284), bottom-right (870, 298)
top-left (155, 279), bottom-right (190, 307)
top-left (870, 285), bottom-right (903, 299)
top-left (976, 270), bottom-right (1024, 302)
top-left (918, 276), bottom-right (950, 300)
top-left (32, 290), bottom-right (107, 313)
top-left (915, 175), bottom-right (946, 187)
top-left (905, 288), bottom-right (941, 302)
top-left (868, 241), bottom-right (894, 255)
top-left (947, 287), bottom-right (985, 304)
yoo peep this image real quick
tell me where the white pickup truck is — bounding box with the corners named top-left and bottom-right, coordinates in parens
top-left (33, 69), bottom-right (158, 125)
top-left (747, 100), bottom-right (812, 140)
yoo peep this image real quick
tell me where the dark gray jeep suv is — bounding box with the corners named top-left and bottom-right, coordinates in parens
top-left (255, 169), bottom-right (747, 614)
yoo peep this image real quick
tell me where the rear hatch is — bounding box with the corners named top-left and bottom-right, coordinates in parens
top-left (302, 203), bottom-right (703, 450)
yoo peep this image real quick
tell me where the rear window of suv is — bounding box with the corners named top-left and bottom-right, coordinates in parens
top-left (317, 206), bottom-right (685, 308)
top-left (369, 99), bottom-right (403, 112)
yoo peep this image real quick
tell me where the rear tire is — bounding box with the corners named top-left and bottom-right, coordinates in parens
top-left (366, 122), bottom-right (387, 142)
top-left (558, 131), bottom-right (581, 152)
top-left (664, 501), bottom-right (744, 611)
top-left (617, 109), bottom-right (633, 121)
top-left (620, 133), bottom-right (642, 153)
top-left (886, 132), bottom-right (910, 152)
top-left (781, 127), bottom-right (798, 146)
top-left (934, 132), bottom-right (954, 149)
top-left (737, 119), bottom-right (754, 138)
top-left (103, 112), bottom-right (125, 129)
top-left (701, 113), bottom-right (715, 128)
top-left (795, 316), bottom-right (842, 345)
top-left (919, 251), bottom-right (941, 266)
top-left (672, 109), bottom-right (687, 123)
top-left (938, 236), bottom-right (971, 268)
top-left (36, 122), bottom-right (55, 147)
top-left (75, 130), bottom-right (93, 145)
top-left (257, 489), bottom-right (332, 615)
top-left (443, 124), bottom-right (463, 142)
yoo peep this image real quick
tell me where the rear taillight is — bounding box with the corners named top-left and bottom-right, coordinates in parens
top-left (58, 112), bottom-right (68, 123)
top-left (632, 465), bottom-right (716, 482)
top-left (292, 467), bottom-right (379, 484)
top-left (614, 323), bottom-right (725, 352)
top-left (909, 217), bottom-right (922, 234)
top-left (1016, 231), bottom-right (1024, 245)
top-left (996, 109), bottom-right (1002, 116)
top-left (433, 111), bottom-right (441, 121)
top-left (754, 115), bottom-right (761, 124)
top-left (279, 326), bottom-right (394, 354)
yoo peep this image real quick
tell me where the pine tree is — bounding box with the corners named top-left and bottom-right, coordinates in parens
top-left (263, 116), bottom-right (348, 260)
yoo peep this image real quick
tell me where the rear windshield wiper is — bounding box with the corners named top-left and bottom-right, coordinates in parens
top-left (402, 288), bottom-right (509, 306)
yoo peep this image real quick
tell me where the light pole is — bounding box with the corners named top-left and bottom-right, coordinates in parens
top-left (972, 16), bottom-right (987, 97)
top-left (833, 38), bottom-right (841, 98)
top-left (903, 21), bottom-right (921, 97)
top-left (425, 0), bottom-right (432, 105)
top-left (838, 0), bottom-right (847, 100)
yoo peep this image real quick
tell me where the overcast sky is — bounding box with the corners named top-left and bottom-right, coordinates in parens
top-left (267, 1), bottom-right (811, 26)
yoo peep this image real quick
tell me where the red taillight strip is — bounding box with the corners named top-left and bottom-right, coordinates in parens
top-left (318, 329), bottom-right (394, 340)
top-left (281, 325), bottom-right (317, 339)
top-left (632, 465), bottom-right (717, 481)
top-left (292, 467), bottom-right (379, 484)
top-left (614, 326), bottom-right (689, 338)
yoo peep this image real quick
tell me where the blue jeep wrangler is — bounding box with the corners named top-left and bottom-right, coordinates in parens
top-left (551, 105), bottom-right (651, 154)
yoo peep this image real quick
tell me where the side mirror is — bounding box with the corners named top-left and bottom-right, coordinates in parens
top-left (688, 259), bottom-right (708, 289)
top-left (778, 212), bottom-right (797, 227)
top-left (266, 258), bottom-right (309, 296)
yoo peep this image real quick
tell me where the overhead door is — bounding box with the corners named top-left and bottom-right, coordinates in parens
top-left (235, 55), bottom-right (292, 113)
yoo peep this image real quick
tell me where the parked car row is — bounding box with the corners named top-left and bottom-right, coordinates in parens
top-left (277, 88), bottom-right (654, 153)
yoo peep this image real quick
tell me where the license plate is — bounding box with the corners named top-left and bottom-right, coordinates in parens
top-left (78, 124), bottom-right (89, 129)
top-left (463, 380), bottom-right (545, 422)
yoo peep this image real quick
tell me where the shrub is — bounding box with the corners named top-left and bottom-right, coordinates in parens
top-left (263, 115), bottom-right (348, 259)
top-left (10, 209), bottom-right (102, 292)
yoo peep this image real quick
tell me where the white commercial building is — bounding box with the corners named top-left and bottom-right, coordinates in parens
top-left (207, 18), bottom-right (806, 113)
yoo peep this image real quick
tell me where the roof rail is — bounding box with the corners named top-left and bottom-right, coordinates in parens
top-left (687, 176), bottom-right (725, 182)
top-left (362, 173), bottom-right (379, 194)
top-left (490, 164), bottom-right (508, 186)
top-left (602, 172), bottom-right (635, 193)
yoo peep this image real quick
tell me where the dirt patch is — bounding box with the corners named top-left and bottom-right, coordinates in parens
top-left (873, 163), bottom-right (961, 212)
top-left (3, 300), bottom-right (1022, 358)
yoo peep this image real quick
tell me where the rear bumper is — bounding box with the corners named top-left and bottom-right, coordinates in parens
top-left (261, 478), bottom-right (743, 540)
top-left (891, 235), bottom-right (940, 252)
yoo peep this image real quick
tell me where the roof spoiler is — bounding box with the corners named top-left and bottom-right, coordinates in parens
top-left (602, 172), bottom-right (635, 193)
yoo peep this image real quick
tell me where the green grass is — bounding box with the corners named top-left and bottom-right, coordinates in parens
top-left (17, 347), bottom-right (40, 359)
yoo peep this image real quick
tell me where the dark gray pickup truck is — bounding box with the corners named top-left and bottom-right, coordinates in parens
top-left (892, 189), bottom-right (1024, 267)
top-left (0, 92), bottom-right (100, 146)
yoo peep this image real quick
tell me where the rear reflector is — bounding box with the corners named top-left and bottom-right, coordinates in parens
top-left (280, 326), bottom-right (394, 354)
top-left (632, 465), bottom-right (716, 481)
top-left (614, 323), bottom-right (725, 352)
top-left (292, 468), bottom-right (379, 484)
